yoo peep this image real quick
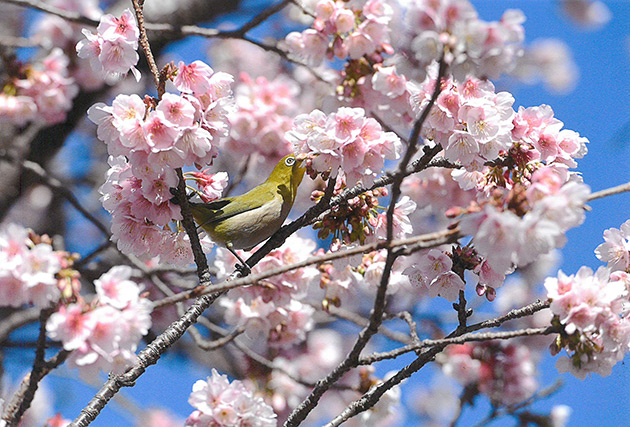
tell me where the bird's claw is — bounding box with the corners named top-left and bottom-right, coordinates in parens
top-left (235, 263), bottom-right (251, 277)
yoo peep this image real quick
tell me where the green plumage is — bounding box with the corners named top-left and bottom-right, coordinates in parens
top-left (190, 154), bottom-right (305, 251)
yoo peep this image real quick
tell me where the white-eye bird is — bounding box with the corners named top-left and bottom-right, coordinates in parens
top-left (189, 154), bottom-right (305, 270)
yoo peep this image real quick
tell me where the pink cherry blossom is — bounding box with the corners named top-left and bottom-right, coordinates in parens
top-left (76, 9), bottom-right (140, 81)
top-left (438, 341), bottom-right (537, 406)
top-left (97, 9), bottom-right (139, 44)
top-left (595, 219), bottom-right (630, 272)
top-left (284, 0), bottom-right (392, 65)
top-left (288, 107), bottom-right (402, 186)
top-left (186, 369), bottom-right (276, 427)
top-left (174, 61), bottom-right (215, 95)
top-left (545, 266), bottom-right (630, 378)
top-left (188, 170), bottom-right (228, 202)
top-left (46, 303), bottom-right (95, 351)
top-left (45, 266), bottom-right (152, 378)
top-left (427, 271), bottom-right (466, 301)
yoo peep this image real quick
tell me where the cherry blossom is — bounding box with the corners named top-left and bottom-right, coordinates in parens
top-left (438, 341), bottom-right (537, 406)
top-left (225, 73), bottom-right (299, 163)
top-left (215, 236), bottom-right (319, 347)
top-left (90, 62), bottom-right (233, 265)
top-left (287, 107), bottom-right (402, 186)
top-left (0, 223), bottom-right (66, 308)
top-left (76, 9), bottom-right (141, 81)
top-left (394, 0), bottom-right (525, 82)
top-left (1, 48), bottom-right (79, 125)
top-left (595, 219), bottom-right (630, 272)
top-left (46, 266), bottom-right (152, 378)
top-left (545, 266), bottom-right (630, 378)
top-left (285, 0), bottom-right (393, 66)
top-left (511, 39), bottom-right (579, 93)
top-left (403, 249), bottom-right (466, 301)
top-left (185, 369), bottom-right (276, 427)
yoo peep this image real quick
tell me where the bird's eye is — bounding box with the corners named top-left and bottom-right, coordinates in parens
top-left (285, 156), bottom-right (296, 166)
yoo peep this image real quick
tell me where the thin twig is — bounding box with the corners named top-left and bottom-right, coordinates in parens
top-left (283, 55), bottom-right (449, 427)
top-left (588, 181), bottom-right (630, 201)
top-left (153, 228), bottom-right (459, 308)
top-left (323, 306), bottom-right (413, 344)
top-left (131, 0), bottom-right (160, 91)
top-left (358, 326), bottom-right (559, 365)
top-left (2, 307), bottom-right (70, 426)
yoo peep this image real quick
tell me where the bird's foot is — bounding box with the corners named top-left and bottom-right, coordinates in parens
top-left (235, 262), bottom-right (251, 277)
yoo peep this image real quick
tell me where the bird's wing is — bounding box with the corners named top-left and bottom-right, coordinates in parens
top-left (190, 185), bottom-right (277, 225)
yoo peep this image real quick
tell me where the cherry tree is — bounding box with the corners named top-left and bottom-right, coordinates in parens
top-left (0, 0), bottom-right (628, 426)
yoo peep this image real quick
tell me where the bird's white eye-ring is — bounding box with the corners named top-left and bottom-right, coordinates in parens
top-left (285, 156), bottom-right (296, 166)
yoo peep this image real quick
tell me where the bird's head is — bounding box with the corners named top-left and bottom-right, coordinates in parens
top-left (268, 153), bottom-right (306, 197)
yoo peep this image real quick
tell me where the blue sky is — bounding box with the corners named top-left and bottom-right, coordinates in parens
top-left (5, 1), bottom-right (630, 426)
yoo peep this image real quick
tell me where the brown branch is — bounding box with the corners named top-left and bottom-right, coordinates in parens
top-left (219, 0), bottom-right (291, 38)
top-left (588, 181), bottom-right (630, 201)
top-left (327, 325), bottom-right (559, 427)
top-left (0, 307), bottom-right (41, 344)
top-left (131, 0), bottom-right (161, 92)
top-left (2, 307), bottom-right (70, 426)
top-left (19, 159), bottom-right (111, 237)
top-left (284, 55), bottom-right (449, 427)
top-left (323, 306), bottom-right (413, 344)
top-left (358, 326), bottom-right (559, 366)
top-left (2, 0), bottom-right (98, 26)
top-left (70, 292), bottom-right (221, 427)
top-left (466, 299), bottom-right (551, 333)
top-left (153, 228), bottom-right (460, 308)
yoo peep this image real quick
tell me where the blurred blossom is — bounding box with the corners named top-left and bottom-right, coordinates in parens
top-left (512, 39), bottom-right (579, 94)
top-left (185, 369), bottom-right (276, 427)
top-left (561, 0), bottom-right (611, 28)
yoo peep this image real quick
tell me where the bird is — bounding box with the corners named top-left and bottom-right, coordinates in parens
top-left (189, 153), bottom-right (305, 274)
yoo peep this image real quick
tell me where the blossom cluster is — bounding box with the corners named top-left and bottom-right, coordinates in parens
top-left (410, 75), bottom-right (517, 167)
top-left (91, 61), bottom-right (234, 265)
top-left (285, 0), bottom-right (393, 66)
top-left (225, 73), bottom-right (299, 163)
top-left (0, 48), bottom-right (78, 126)
top-left (310, 176), bottom-right (388, 245)
top-left (394, 0), bottom-right (525, 82)
top-left (263, 329), bottom-right (345, 419)
top-left (511, 39), bottom-right (578, 94)
top-left (76, 8), bottom-right (141, 82)
top-left (545, 266), bottom-right (630, 379)
top-left (33, 0), bottom-right (106, 91)
top-left (438, 341), bottom-right (537, 406)
top-left (349, 64), bottom-right (415, 128)
top-left (595, 219), bottom-right (630, 272)
top-left (185, 369), bottom-right (276, 427)
top-left (46, 266), bottom-right (152, 379)
top-left (460, 168), bottom-right (589, 298)
top-left (403, 74), bottom-right (590, 298)
top-left (404, 249), bottom-right (465, 302)
top-left (0, 0), bottom-right (115, 126)
top-left (0, 223), bottom-right (74, 308)
top-left (287, 107), bottom-right (402, 186)
top-left (215, 235), bottom-right (319, 347)
top-left (315, 198), bottom-right (418, 309)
